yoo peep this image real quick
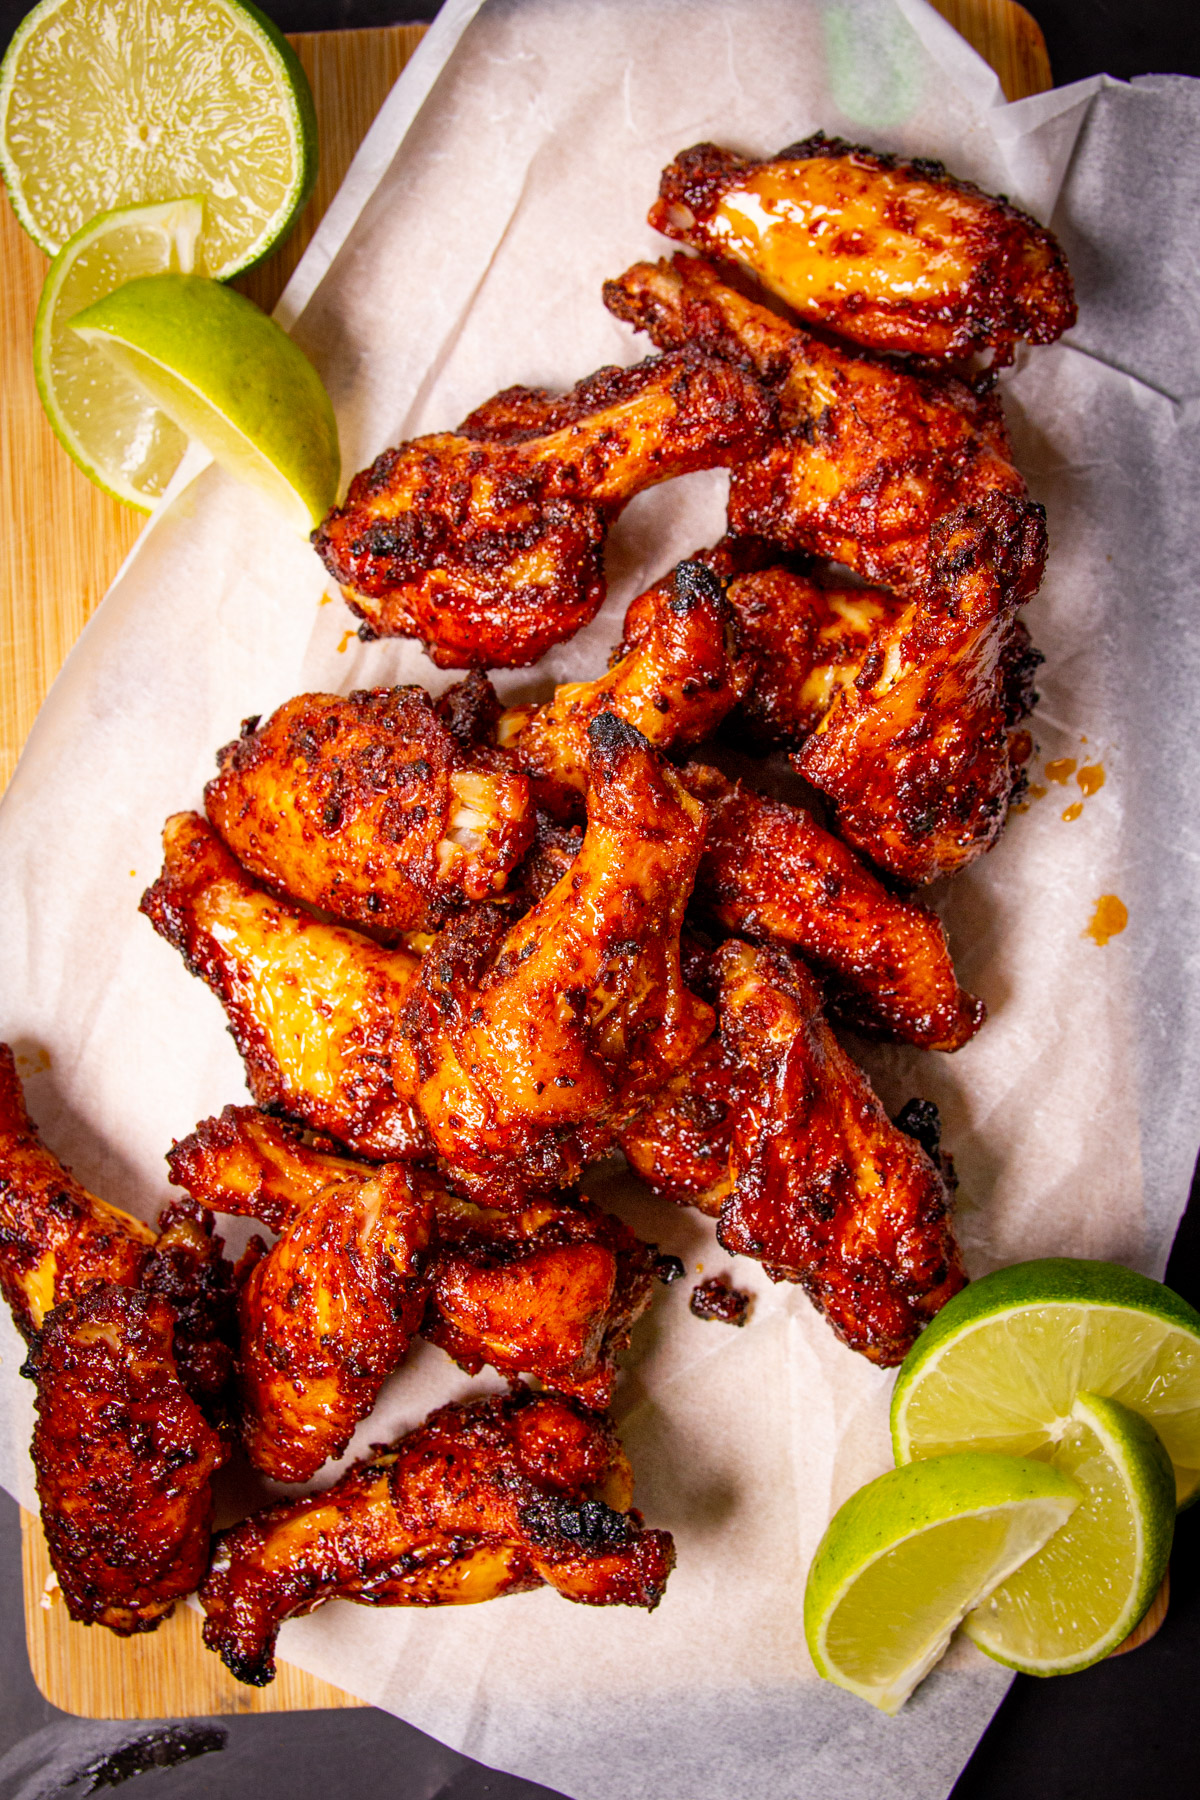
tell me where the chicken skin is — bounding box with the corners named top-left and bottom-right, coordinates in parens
top-left (603, 255), bottom-right (1025, 597)
top-left (140, 814), bottom-right (430, 1161)
top-left (399, 716), bottom-right (714, 1204)
top-left (648, 136), bottom-right (1075, 360)
top-left (0, 1044), bottom-right (154, 1338)
top-left (168, 1106), bottom-right (676, 1410)
top-left (313, 350), bottom-right (773, 670)
top-left (25, 1285), bottom-right (226, 1635)
top-left (794, 493), bottom-right (1046, 884)
top-left (680, 764), bottom-right (983, 1049)
top-left (497, 559), bottom-right (750, 815)
top-left (200, 1388), bottom-right (676, 1686)
top-left (711, 941), bottom-right (965, 1363)
top-left (619, 1033), bottom-right (754, 1217)
top-left (205, 687), bottom-right (533, 940)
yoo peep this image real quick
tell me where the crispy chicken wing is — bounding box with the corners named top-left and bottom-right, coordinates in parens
top-left (200, 1388), bottom-right (675, 1685)
top-left (497, 559), bottom-right (750, 815)
top-left (399, 716), bottom-right (713, 1203)
top-left (25, 1284), bottom-right (226, 1634)
top-left (140, 814), bottom-right (429, 1161)
top-left (313, 350), bottom-right (773, 670)
top-left (619, 1032), bottom-right (753, 1217)
top-left (205, 687), bottom-right (533, 940)
top-left (713, 940), bottom-right (965, 1363)
top-left (603, 255), bottom-right (1025, 596)
top-left (648, 136), bottom-right (1075, 360)
top-left (793, 494), bottom-right (1046, 884)
top-left (168, 1107), bottom-right (676, 1410)
top-left (680, 763), bottom-right (983, 1049)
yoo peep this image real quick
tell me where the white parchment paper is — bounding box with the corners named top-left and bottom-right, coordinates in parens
top-left (2, 3), bottom-right (1200, 1795)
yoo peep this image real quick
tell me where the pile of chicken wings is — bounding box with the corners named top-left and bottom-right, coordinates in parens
top-left (0, 135), bottom-right (1073, 1684)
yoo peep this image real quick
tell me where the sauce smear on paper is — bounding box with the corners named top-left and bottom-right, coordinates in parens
top-left (1085, 895), bottom-right (1128, 946)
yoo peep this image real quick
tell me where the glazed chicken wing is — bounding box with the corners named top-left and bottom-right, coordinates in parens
top-left (649, 136), bottom-right (1075, 360)
top-left (794, 494), bottom-right (1046, 884)
top-left (169, 1107), bottom-right (676, 1410)
top-left (713, 941), bottom-right (964, 1363)
top-left (140, 814), bottom-right (429, 1160)
top-left (680, 764), bottom-right (983, 1050)
top-left (200, 1388), bottom-right (675, 1686)
top-left (205, 686), bottom-right (533, 940)
top-left (619, 1032), bottom-right (753, 1218)
top-left (313, 350), bottom-right (773, 670)
top-left (399, 716), bottom-right (713, 1204)
top-left (604, 255), bottom-right (1025, 596)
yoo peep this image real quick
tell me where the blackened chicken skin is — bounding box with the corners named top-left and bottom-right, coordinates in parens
top-left (26, 1285), bottom-right (226, 1634)
top-left (497, 560), bottom-right (750, 815)
top-left (604, 256), bottom-right (1024, 597)
top-left (649, 136), bottom-right (1075, 360)
top-left (168, 1107), bottom-right (672, 1410)
top-left (200, 1389), bottom-right (675, 1686)
top-left (313, 350), bottom-right (773, 670)
top-left (680, 764), bottom-right (984, 1050)
top-left (140, 814), bottom-right (429, 1161)
top-left (794, 493), bottom-right (1046, 884)
top-left (399, 716), bottom-right (714, 1204)
top-left (205, 687), bottom-right (533, 940)
top-left (713, 941), bottom-right (965, 1364)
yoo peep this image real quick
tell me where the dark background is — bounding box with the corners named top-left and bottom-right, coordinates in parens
top-left (0, 1), bottom-right (1198, 1796)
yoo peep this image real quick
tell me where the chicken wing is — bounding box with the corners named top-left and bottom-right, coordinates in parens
top-left (648, 136), bottom-right (1075, 360)
top-left (140, 814), bottom-right (429, 1160)
top-left (603, 255), bottom-right (1025, 596)
top-left (313, 350), bottom-right (773, 670)
top-left (793, 493), bottom-right (1046, 884)
top-left (399, 716), bottom-right (713, 1204)
top-left (680, 763), bottom-right (984, 1050)
top-left (168, 1106), bottom-right (677, 1410)
top-left (496, 559), bottom-right (750, 815)
top-left (200, 1388), bottom-right (675, 1686)
top-left (713, 940), bottom-right (965, 1363)
top-left (25, 1284), bottom-right (226, 1635)
top-left (205, 687), bottom-right (533, 940)
top-left (619, 1032), bottom-right (752, 1217)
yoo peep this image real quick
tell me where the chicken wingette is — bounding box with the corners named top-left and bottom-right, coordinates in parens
top-left (604, 255), bottom-right (1027, 597)
top-left (648, 135), bottom-right (1075, 360)
top-left (200, 1389), bottom-right (676, 1686)
top-left (313, 350), bottom-right (773, 669)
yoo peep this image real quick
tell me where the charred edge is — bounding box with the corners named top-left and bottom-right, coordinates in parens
top-left (587, 711), bottom-right (648, 759)
top-left (671, 559), bottom-right (726, 616)
top-left (655, 1253), bottom-right (686, 1284)
top-left (893, 1098), bottom-right (942, 1161)
top-left (518, 1495), bottom-right (637, 1555)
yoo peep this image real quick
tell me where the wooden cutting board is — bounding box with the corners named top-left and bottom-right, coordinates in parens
top-left (7, 3), bottom-right (1050, 1723)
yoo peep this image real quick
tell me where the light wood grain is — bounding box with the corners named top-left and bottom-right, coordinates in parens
top-left (9, 0), bottom-right (1051, 1723)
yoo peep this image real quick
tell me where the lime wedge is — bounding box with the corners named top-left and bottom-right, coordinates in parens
top-left (891, 1259), bottom-right (1200, 1507)
top-left (804, 1453), bottom-right (1080, 1714)
top-left (0, 0), bottom-right (317, 275)
top-left (965, 1392), bottom-right (1175, 1673)
top-left (70, 271), bottom-right (339, 531)
top-left (34, 198), bottom-right (207, 510)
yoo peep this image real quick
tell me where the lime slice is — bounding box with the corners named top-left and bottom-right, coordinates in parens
top-left (34, 197), bottom-right (206, 509)
top-left (891, 1259), bottom-right (1200, 1507)
top-left (70, 271), bottom-right (339, 531)
top-left (804, 1453), bottom-right (1080, 1713)
top-left (0, 0), bottom-right (317, 275)
top-left (965, 1392), bottom-right (1175, 1673)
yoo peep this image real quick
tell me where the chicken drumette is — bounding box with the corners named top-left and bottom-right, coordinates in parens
top-left (648, 136), bottom-right (1075, 360)
top-left (200, 1388), bottom-right (675, 1686)
top-left (313, 349), bottom-right (772, 669)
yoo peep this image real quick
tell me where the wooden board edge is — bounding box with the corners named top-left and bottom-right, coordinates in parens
top-left (928, 0), bottom-right (1052, 101)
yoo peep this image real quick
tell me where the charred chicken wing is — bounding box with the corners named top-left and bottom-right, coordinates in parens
top-left (313, 350), bottom-right (773, 670)
top-left (205, 687), bottom-right (533, 940)
top-left (648, 136), bottom-right (1075, 360)
top-left (604, 255), bottom-right (1025, 597)
top-left (200, 1388), bottom-right (675, 1685)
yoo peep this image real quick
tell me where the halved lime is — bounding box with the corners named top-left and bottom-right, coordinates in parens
top-left (0, 0), bottom-right (317, 275)
top-left (34, 197), bottom-right (205, 509)
top-left (965, 1392), bottom-right (1175, 1673)
top-left (70, 271), bottom-right (339, 530)
top-left (891, 1259), bottom-right (1200, 1507)
top-left (804, 1453), bottom-right (1080, 1714)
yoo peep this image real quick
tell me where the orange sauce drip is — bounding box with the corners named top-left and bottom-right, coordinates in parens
top-left (1028, 784), bottom-right (1047, 800)
top-left (1085, 895), bottom-right (1128, 947)
top-left (337, 630), bottom-right (354, 654)
top-left (1045, 757), bottom-right (1077, 784)
top-left (1062, 801), bottom-right (1084, 823)
top-left (1076, 763), bottom-right (1105, 797)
